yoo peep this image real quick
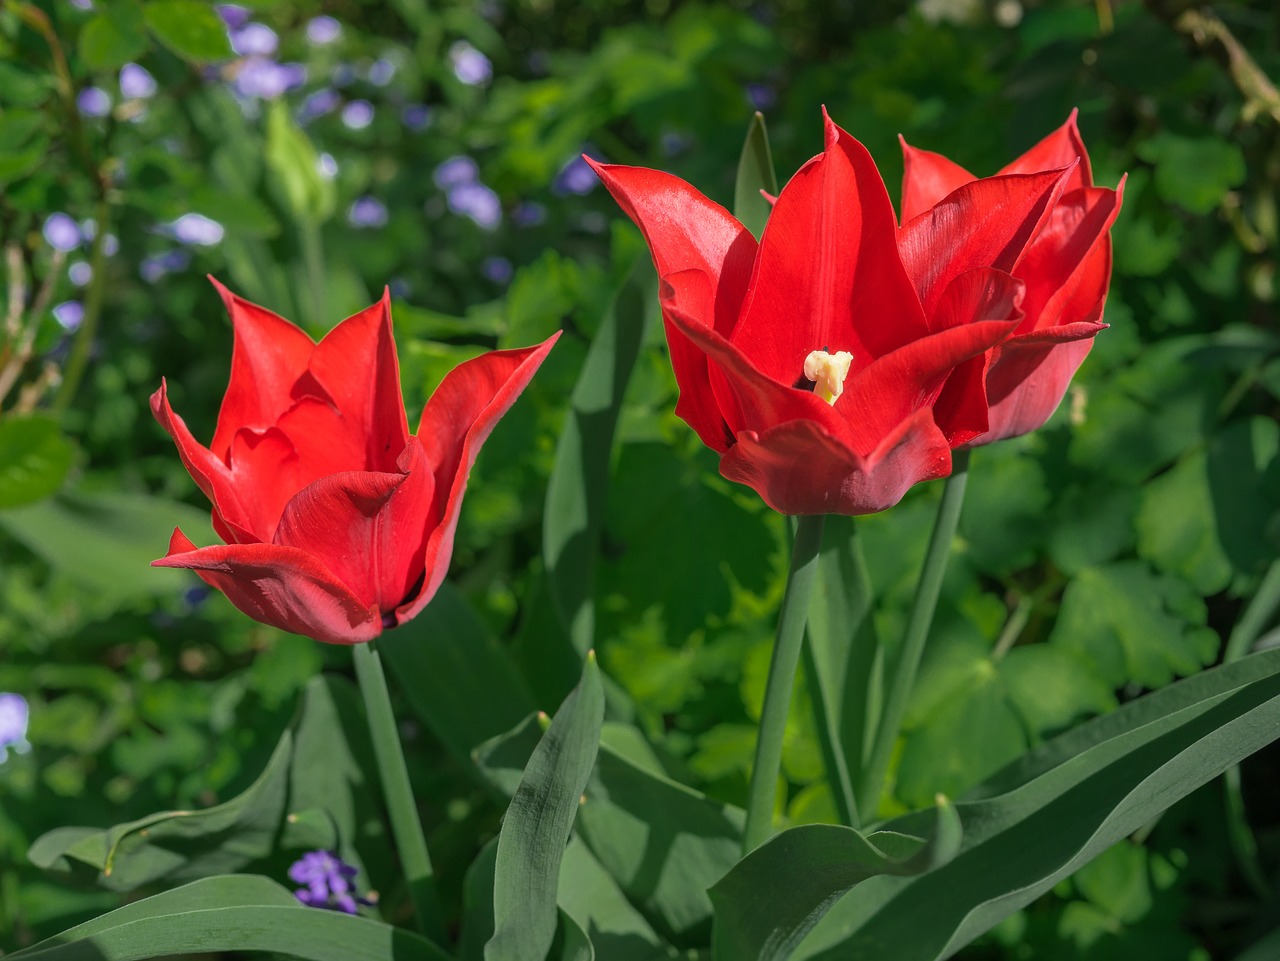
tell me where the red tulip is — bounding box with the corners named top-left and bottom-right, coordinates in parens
top-left (900, 110), bottom-right (1125, 444)
top-left (152, 279), bottom-right (558, 644)
top-left (589, 110), bottom-right (1069, 515)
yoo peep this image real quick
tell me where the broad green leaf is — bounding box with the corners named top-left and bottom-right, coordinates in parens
top-left (957, 442), bottom-right (1049, 576)
top-left (28, 731), bottom-right (292, 891)
top-left (1135, 131), bottom-right (1245, 215)
top-left (734, 112), bottom-right (778, 240)
top-left (487, 654), bottom-right (605, 961)
top-left (793, 646), bottom-right (1280, 960)
top-left (78, 5), bottom-right (147, 71)
top-left (143, 0), bottom-right (232, 63)
top-left (0, 485), bottom-right (215, 601)
top-left (0, 414), bottom-right (73, 508)
top-left (459, 838), bottom-right (499, 961)
top-left (0, 136), bottom-right (48, 182)
top-left (545, 260), bottom-right (649, 655)
top-left (558, 910), bottom-right (594, 961)
top-left (381, 581), bottom-right (536, 770)
top-left (711, 799), bottom-right (962, 961)
top-left (472, 712), bottom-right (545, 798)
top-left (6, 874), bottom-right (451, 961)
top-left (0, 110), bottom-right (44, 152)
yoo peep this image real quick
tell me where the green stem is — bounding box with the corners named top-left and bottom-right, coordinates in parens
top-left (297, 218), bottom-right (327, 330)
top-left (859, 448), bottom-right (971, 814)
top-left (743, 512), bottom-right (827, 854)
top-left (352, 640), bottom-right (447, 943)
top-left (53, 197), bottom-right (109, 413)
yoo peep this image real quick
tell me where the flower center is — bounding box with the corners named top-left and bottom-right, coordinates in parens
top-left (802, 349), bottom-right (853, 405)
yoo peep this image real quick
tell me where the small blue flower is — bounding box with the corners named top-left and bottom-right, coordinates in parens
top-left (432, 155), bottom-right (478, 190)
top-left (77, 87), bottom-right (111, 118)
top-left (348, 196), bottom-right (388, 228)
top-left (68, 261), bottom-right (92, 286)
top-left (215, 4), bottom-right (250, 29)
top-left (512, 201), bottom-right (547, 227)
top-left (52, 301), bottom-right (84, 331)
top-left (298, 88), bottom-right (341, 123)
top-left (447, 181), bottom-right (501, 230)
top-left (307, 16), bottom-right (342, 46)
top-left (172, 213), bottom-right (225, 246)
top-left (449, 41), bottom-right (491, 86)
top-left (552, 151), bottom-right (601, 197)
top-left (341, 99), bottom-right (374, 130)
top-left (140, 249), bottom-right (191, 283)
top-left (119, 63), bottom-right (157, 99)
top-left (367, 58), bottom-right (396, 86)
top-left (231, 23), bottom-right (279, 57)
top-left (745, 82), bottom-right (776, 111)
top-left (482, 256), bottom-right (513, 284)
top-left (401, 104), bottom-right (433, 131)
top-left (0, 694), bottom-right (30, 762)
top-left (316, 152), bottom-right (339, 179)
top-left (42, 213), bottom-right (82, 252)
top-left (288, 851), bottom-right (371, 915)
top-left (234, 59), bottom-right (306, 99)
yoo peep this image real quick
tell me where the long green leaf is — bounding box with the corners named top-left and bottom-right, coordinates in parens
top-left (29, 732), bottom-right (292, 891)
top-left (794, 647), bottom-right (1280, 960)
top-left (544, 262), bottom-right (649, 656)
top-left (712, 798), bottom-right (960, 961)
top-left (7, 875), bottom-right (451, 961)
top-left (487, 654), bottom-right (605, 961)
top-left (733, 112), bottom-right (779, 240)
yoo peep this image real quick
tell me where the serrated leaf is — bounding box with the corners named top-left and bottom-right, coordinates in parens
top-left (0, 414), bottom-right (73, 508)
top-left (143, 0), bottom-right (232, 63)
top-left (487, 655), bottom-right (605, 961)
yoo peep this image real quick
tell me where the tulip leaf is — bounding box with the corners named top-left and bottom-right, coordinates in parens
top-left (734, 111), bottom-right (778, 240)
top-left (558, 909), bottom-right (595, 961)
top-left (793, 646), bottom-right (1280, 960)
top-left (544, 259), bottom-right (650, 656)
top-left (0, 414), bottom-right (73, 509)
top-left (28, 730), bottom-right (292, 891)
top-left (487, 653), bottom-right (605, 961)
top-left (4, 874), bottom-right (452, 961)
top-left (381, 581), bottom-right (537, 770)
top-left (711, 798), bottom-right (962, 961)
top-left (143, 0), bottom-right (233, 64)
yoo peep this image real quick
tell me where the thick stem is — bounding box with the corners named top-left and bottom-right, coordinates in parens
top-left (743, 512), bottom-right (827, 854)
top-left (352, 640), bottom-right (447, 943)
top-left (859, 449), bottom-right (971, 814)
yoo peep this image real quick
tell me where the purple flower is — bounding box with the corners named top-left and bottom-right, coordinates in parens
top-left (482, 256), bottom-right (513, 284)
top-left (234, 59), bottom-right (306, 99)
top-left (69, 0), bottom-right (93, 9)
top-left (232, 23), bottom-right (279, 57)
top-left (120, 63), bottom-right (157, 99)
top-left (433, 156), bottom-right (478, 189)
top-left (347, 196), bottom-right (388, 228)
top-left (77, 87), bottom-right (111, 118)
top-left (401, 104), bottom-right (433, 131)
top-left (341, 99), bottom-right (374, 129)
top-left (316, 152), bottom-right (338, 179)
top-left (331, 64), bottom-right (356, 87)
top-left (0, 694), bottom-right (30, 762)
top-left (388, 277), bottom-right (411, 298)
top-left (215, 4), bottom-right (250, 29)
top-left (288, 851), bottom-right (371, 915)
top-left (552, 152), bottom-right (600, 196)
top-left (512, 201), bottom-right (547, 227)
top-left (367, 59), bottom-right (396, 86)
top-left (447, 181), bottom-right (501, 230)
top-left (745, 82), bottom-right (776, 111)
top-left (140, 250), bottom-right (191, 283)
top-left (52, 301), bottom-right (84, 331)
top-left (306, 15), bottom-right (342, 45)
top-left (42, 213), bottom-right (82, 252)
top-left (172, 213), bottom-right (225, 246)
top-left (298, 88), bottom-right (341, 123)
top-left (661, 130), bottom-right (692, 157)
top-left (102, 234), bottom-right (119, 257)
top-left (68, 261), bottom-right (92, 286)
top-left (449, 41), bottom-right (492, 86)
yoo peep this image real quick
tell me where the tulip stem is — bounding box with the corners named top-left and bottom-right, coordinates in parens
top-left (859, 448), bottom-right (971, 815)
top-left (743, 512), bottom-right (827, 855)
top-left (352, 640), bottom-right (448, 944)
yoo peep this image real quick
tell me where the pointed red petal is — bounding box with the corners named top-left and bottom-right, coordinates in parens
top-left (589, 159), bottom-right (755, 450)
top-left (898, 167), bottom-right (1071, 320)
top-left (719, 408), bottom-right (953, 516)
top-left (999, 108), bottom-right (1092, 192)
top-left (308, 288), bottom-right (411, 472)
top-left (207, 277), bottom-right (318, 459)
top-left (899, 137), bottom-right (976, 224)
top-left (398, 334), bottom-right (559, 622)
top-left (732, 111), bottom-right (929, 385)
top-left (974, 333), bottom-right (1099, 445)
top-left (153, 528), bottom-right (381, 644)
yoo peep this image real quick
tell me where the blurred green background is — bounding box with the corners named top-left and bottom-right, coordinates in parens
top-left (1, 0), bottom-right (1278, 956)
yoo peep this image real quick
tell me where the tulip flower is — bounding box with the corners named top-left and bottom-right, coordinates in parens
top-left (899, 110), bottom-right (1124, 444)
top-left (152, 279), bottom-right (558, 644)
top-left (590, 110), bottom-right (1071, 515)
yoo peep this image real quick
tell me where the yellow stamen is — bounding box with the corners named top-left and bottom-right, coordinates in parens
top-left (803, 349), bottom-right (853, 405)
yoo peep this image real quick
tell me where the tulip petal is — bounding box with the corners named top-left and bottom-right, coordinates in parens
top-left (719, 407), bottom-right (952, 515)
top-left (588, 159), bottom-right (756, 452)
top-left (207, 277), bottom-right (319, 459)
top-left (154, 528), bottom-right (381, 645)
top-left (732, 110), bottom-right (930, 384)
top-left (998, 108), bottom-right (1092, 193)
top-left (307, 288), bottom-right (411, 472)
top-left (976, 334), bottom-right (1097, 444)
top-left (151, 378), bottom-right (259, 543)
top-left (396, 333), bottom-right (560, 622)
top-left (898, 167), bottom-right (1071, 321)
top-left (899, 138), bottom-right (975, 224)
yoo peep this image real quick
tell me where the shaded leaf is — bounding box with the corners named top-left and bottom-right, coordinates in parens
top-left (144, 0), bottom-right (232, 63)
top-left (734, 112), bottom-right (779, 240)
top-left (78, 5), bottom-right (147, 71)
top-left (0, 414), bottom-right (73, 509)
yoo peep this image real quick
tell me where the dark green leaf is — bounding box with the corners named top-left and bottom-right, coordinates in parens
top-left (143, 0), bottom-right (233, 63)
top-left (487, 654), bottom-right (605, 961)
top-left (1135, 132), bottom-right (1245, 215)
top-left (711, 799), bottom-right (961, 961)
top-left (734, 112), bottom-right (779, 240)
top-left (558, 836), bottom-right (678, 961)
top-left (557, 910), bottom-right (595, 961)
top-left (0, 414), bottom-right (74, 509)
top-left (78, 5), bottom-right (147, 71)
